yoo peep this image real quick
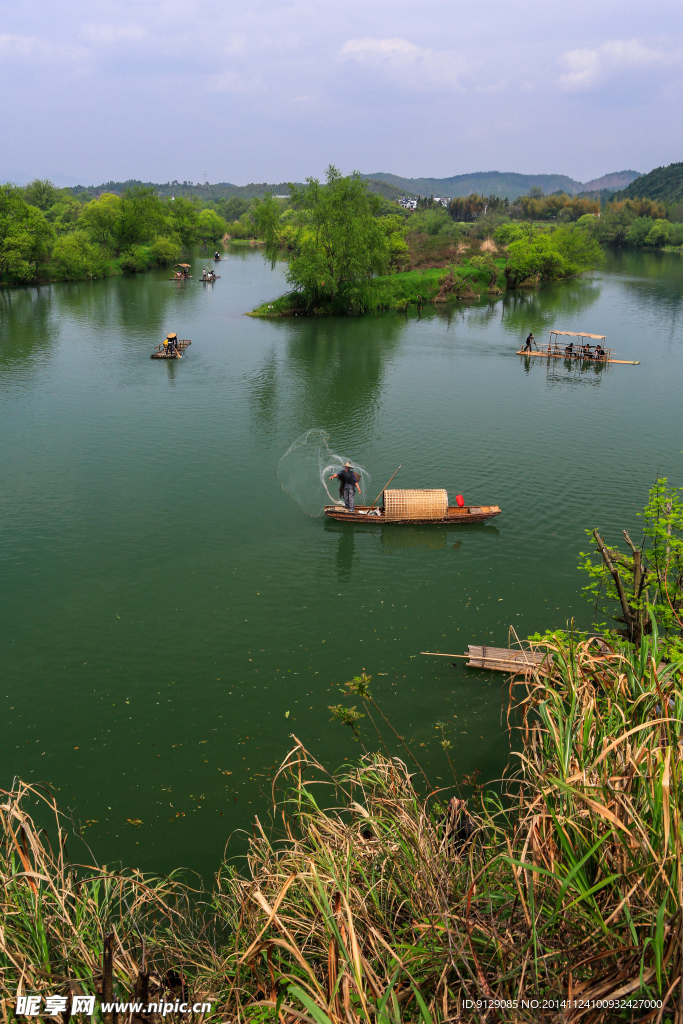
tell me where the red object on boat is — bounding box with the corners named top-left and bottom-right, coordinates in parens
top-left (456, 494), bottom-right (465, 507)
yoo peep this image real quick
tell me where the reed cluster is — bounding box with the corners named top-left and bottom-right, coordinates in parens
top-left (1, 626), bottom-right (681, 1022)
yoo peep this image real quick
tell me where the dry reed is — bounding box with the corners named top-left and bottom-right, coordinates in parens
top-left (2, 625), bottom-right (682, 1022)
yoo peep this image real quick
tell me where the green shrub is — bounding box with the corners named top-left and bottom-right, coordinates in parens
top-left (644, 219), bottom-right (672, 247)
top-left (49, 232), bottom-right (109, 281)
top-left (119, 245), bottom-right (151, 273)
top-left (149, 235), bottom-right (181, 265)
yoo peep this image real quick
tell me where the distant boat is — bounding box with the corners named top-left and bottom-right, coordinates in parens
top-left (170, 264), bottom-right (192, 280)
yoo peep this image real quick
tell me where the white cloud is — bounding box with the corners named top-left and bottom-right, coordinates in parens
top-left (0, 34), bottom-right (53, 59)
top-left (0, 32), bottom-right (90, 69)
top-left (338, 37), bottom-right (471, 91)
top-left (559, 39), bottom-right (671, 91)
top-left (81, 24), bottom-right (147, 45)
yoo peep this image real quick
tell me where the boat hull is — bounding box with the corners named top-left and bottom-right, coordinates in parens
top-left (323, 504), bottom-right (501, 525)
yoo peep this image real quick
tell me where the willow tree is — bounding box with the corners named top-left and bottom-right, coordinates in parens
top-left (580, 478), bottom-right (683, 652)
top-left (253, 166), bottom-right (390, 311)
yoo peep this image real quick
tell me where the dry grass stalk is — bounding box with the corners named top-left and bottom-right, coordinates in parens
top-left (2, 627), bottom-right (682, 1022)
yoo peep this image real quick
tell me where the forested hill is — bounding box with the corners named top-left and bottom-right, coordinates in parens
top-left (67, 180), bottom-right (298, 201)
top-left (361, 170), bottom-right (640, 200)
top-left (614, 162), bottom-right (683, 204)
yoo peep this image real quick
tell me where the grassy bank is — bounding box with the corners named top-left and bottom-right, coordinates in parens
top-left (2, 628), bottom-right (680, 1022)
top-left (248, 259), bottom-right (505, 317)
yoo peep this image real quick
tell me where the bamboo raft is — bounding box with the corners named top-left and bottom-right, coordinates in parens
top-left (423, 646), bottom-right (551, 674)
top-left (324, 488), bottom-right (501, 525)
top-left (200, 275), bottom-right (220, 282)
top-left (151, 339), bottom-right (191, 360)
top-left (517, 330), bottom-right (639, 365)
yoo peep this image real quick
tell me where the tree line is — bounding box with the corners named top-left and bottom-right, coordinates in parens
top-left (0, 180), bottom-right (242, 284)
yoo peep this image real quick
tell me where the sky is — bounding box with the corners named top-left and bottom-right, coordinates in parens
top-left (2, 0), bottom-right (682, 186)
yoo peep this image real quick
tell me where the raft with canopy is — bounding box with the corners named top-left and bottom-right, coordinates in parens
top-left (170, 264), bottom-right (192, 280)
top-left (517, 331), bottom-right (640, 365)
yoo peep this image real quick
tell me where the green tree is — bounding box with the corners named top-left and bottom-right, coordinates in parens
top-left (626, 216), bottom-right (655, 247)
top-left (550, 225), bottom-right (605, 273)
top-left (579, 478), bottom-right (683, 652)
top-left (645, 219), bottom-right (672, 247)
top-left (80, 187), bottom-right (165, 255)
top-left (149, 235), bottom-right (181, 265)
top-left (49, 231), bottom-right (108, 281)
top-left (470, 253), bottom-right (498, 287)
top-left (23, 179), bottom-right (60, 211)
top-left (504, 234), bottom-right (565, 288)
top-left (197, 208), bottom-right (228, 244)
top-left (167, 196), bottom-right (200, 249)
top-left (0, 185), bottom-right (53, 282)
top-left (80, 193), bottom-right (122, 251)
top-left (255, 166), bottom-right (390, 310)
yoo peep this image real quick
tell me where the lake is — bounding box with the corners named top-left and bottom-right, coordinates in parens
top-left (1, 247), bottom-right (681, 880)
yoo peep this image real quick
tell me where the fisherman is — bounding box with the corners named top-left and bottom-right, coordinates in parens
top-left (329, 461), bottom-right (361, 512)
top-left (523, 332), bottom-right (534, 352)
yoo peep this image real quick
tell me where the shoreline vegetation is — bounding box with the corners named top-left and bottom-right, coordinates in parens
top-left (248, 168), bottom-right (682, 318)
top-left (2, 631), bottom-right (682, 1022)
top-left (2, 164), bottom-right (683, 294)
top-left (2, 480), bottom-right (683, 1020)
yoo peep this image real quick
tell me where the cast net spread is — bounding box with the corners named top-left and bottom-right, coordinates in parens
top-left (276, 429), bottom-right (371, 516)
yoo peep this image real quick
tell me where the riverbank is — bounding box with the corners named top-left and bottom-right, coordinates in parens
top-left (2, 629), bottom-right (677, 1022)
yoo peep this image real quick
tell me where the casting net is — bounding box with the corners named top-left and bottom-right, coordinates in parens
top-left (276, 429), bottom-right (371, 516)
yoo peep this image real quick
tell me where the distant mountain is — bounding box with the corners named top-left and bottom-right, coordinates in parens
top-left (613, 162), bottom-right (683, 205)
top-left (361, 170), bottom-right (641, 201)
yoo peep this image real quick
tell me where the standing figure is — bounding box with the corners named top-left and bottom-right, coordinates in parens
top-left (329, 461), bottom-right (361, 512)
top-left (523, 333), bottom-right (535, 352)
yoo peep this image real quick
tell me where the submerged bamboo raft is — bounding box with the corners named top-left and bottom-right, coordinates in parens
top-left (423, 646), bottom-right (552, 674)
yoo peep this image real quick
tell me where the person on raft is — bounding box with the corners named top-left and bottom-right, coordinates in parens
top-left (329, 461), bottom-right (361, 512)
top-left (523, 332), bottom-right (535, 352)
top-left (564, 341), bottom-right (574, 358)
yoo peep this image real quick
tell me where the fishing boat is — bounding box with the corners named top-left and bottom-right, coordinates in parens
top-left (151, 334), bottom-right (191, 359)
top-left (324, 489), bottom-right (501, 525)
top-left (170, 264), bottom-right (192, 280)
top-left (517, 331), bottom-right (639, 365)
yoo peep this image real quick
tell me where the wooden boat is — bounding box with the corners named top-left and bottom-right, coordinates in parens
top-left (151, 336), bottom-right (191, 359)
top-left (517, 330), bottom-right (639, 365)
top-left (324, 488), bottom-right (501, 525)
top-left (200, 274), bottom-right (220, 282)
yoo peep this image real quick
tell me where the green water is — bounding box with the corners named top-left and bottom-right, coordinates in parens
top-left (1, 248), bottom-right (681, 879)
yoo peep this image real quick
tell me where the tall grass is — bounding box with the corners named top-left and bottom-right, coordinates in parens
top-left (2, 627), bottom-right (682, 1021)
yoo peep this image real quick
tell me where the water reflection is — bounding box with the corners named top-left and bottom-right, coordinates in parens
top-left (519, 352), bottom-right (608, 387)
top-left (382, 527), bottom-right (447, 550)
top-left (250, 315), bottom-right (404, 438)
top-left (500, 277), bottom-right (602, 341)
top-left (0, 287), bottom-right (58, 376)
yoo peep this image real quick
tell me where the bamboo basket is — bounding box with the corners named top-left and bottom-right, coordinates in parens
top-left (384, 489), bottom-right (448, 521)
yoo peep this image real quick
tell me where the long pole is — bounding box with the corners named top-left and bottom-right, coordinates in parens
top-left (368, 465), bottom-right (402, 512)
